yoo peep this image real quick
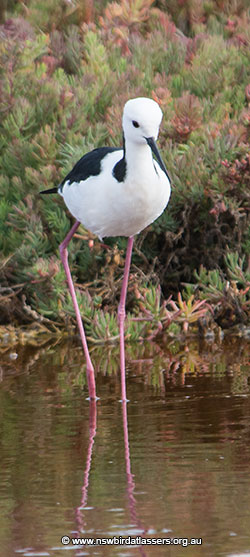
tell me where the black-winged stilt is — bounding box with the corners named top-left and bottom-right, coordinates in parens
top-left (41, 97), bottom-right (171, 401)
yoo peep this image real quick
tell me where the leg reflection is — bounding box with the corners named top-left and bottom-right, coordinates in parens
top-left (75, 398), bottom-right (147, 555)
top-left (122, 401), bottom-right (147, 556)
top-left (76, 400), bottom-right (97, 533)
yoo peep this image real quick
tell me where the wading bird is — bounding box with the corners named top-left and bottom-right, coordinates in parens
top-left (41, 97), bottom-right (171, 401)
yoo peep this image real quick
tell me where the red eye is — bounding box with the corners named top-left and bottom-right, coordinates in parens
top-left (132, 120), bottom-right (139, 128)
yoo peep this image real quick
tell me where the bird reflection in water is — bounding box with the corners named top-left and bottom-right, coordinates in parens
top-left (76, 400), bottom-right (147, 556)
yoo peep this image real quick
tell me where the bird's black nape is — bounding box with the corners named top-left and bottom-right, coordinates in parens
top-left (112, 135), bottom-right (127, 183)
top-left (40, 187), bottom-right (58, 194)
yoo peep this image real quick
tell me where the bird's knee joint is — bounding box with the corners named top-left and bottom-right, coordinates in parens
top-left (118, 305), bottom-right (126, 321)
top-left (59, 243), bottom-right (68, 259)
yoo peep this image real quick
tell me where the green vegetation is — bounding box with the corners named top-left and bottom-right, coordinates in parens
top-left (1, 0), bottom-right (250, 342)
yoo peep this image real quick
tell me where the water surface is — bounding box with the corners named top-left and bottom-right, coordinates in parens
top-left (1, 339), bottom-right (250, 557)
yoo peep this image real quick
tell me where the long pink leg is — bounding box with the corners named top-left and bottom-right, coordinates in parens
top-left (118, 236), bottom-right (134, 402)
top-left (59, 220), bottom-right (96, 400)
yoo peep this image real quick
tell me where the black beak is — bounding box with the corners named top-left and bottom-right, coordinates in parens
top-left (146, 137), bottom-right (171, 183)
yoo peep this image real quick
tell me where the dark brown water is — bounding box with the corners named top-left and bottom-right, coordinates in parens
top-left (1, 339), bottom-right (250, 557)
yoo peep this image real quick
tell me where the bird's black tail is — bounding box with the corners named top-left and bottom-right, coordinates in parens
top-left (40, 187), bottom-right (58, 195)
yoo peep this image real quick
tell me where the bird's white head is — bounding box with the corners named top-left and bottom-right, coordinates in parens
top-left (122, 97), bottom-right (163, 145)
top-left (122, 97), bottom-right (170, 181)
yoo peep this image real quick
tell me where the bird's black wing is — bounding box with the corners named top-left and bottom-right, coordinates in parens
top-left (60, 147), bottom-right (121, 186)
top-left (40, 146), bottom-right (121, 195)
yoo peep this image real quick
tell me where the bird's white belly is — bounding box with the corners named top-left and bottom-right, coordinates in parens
top-left (62, 161), bottom-right (170, 239)
top-left (60, 141), bottom-right (170, 238)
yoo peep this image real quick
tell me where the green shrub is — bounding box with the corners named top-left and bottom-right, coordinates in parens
top-left (1, 0), bottom-right (250, 335)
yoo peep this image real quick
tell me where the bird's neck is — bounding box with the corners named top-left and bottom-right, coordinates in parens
top-left (124, 138), bottom-right (153, 175)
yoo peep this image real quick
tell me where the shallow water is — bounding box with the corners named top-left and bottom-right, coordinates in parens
top-left (1, 338), bottom-right (250, 557)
